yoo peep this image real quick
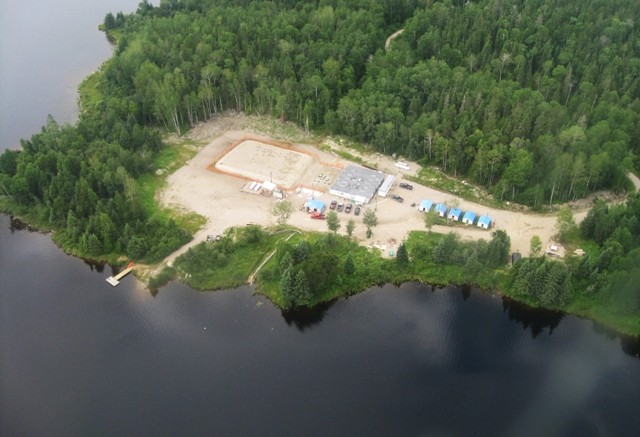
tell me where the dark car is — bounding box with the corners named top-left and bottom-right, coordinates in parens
top-left (391, 194), bottom-right (404, 203)
top-left (345, 204), bottom-right (353, 213)
top-left (337, 202), bottom-right (344, 212)
top-left (399, 182), bottom-right (413, 190)
top-left (354, 206), bottom-right (361, 216)
top-left (330, 200), bottom-right (337, 210)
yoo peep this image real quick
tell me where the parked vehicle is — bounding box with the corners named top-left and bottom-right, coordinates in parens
top-left (337, 203), bottom-right (344, 212)
top-left (399, 182), bottom-right (413, 190)
top-left (311, 212), bottom-right (325, 220)
top-left (391, 194), bottom-right (404, 203)
top-left (354, 206), bottom-right (361, 216)
top-left (345, 204), bottom-right (353, 213)
top-left (330, 200), bottom-right (337, 210)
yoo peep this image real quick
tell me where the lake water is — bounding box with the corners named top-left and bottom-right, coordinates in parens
top-left (1, 1), bottom-right (640, 436)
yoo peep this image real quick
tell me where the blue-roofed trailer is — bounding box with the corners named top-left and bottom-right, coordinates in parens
top-left (304, 199), bottom-right (326, 213)
top-left (418, 199), bottom-right (433, 212)
top-left (435, 203), bottom-right (447, 217)
top-left (478, 215), bottom-right (492, 229)
top-left (448, 208), bottom-right (462, 221)
top-left (462, 211), bottom-right (476, 225)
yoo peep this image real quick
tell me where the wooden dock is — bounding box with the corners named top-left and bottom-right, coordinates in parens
top-left (106, 266), bottom-right (133, 286)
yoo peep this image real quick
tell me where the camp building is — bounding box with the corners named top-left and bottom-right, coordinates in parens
top-left (329, 165), bottom-right (386, 204)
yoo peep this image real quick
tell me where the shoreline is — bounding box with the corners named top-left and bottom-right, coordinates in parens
top-left (4, 112), bottom-right (639, 337)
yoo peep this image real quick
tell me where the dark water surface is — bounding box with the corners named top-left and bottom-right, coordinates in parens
top-left (0, 0), bottom-right (139, 151)
top-left (2, 1), bottom-right (640, 436)
top-left (2, 215), bottom-right (640, 436)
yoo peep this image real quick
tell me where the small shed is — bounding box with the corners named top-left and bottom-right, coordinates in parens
top-left (305, 199), bottom-right (326, 213)
top-left (418, 199), bottom-right (433, 212)
top-left (478, 215), bottom-right (492, 229)
top-left (395, 161), bottom-right (410, 171)
top-left (462, 211), bottom-right (476, 225)
top-left (511, 252), bottom-right (522, 264)
top-left (435, 203), bottom-right (447, 217)
top-left (261, 180), bottom-right (277, 193)
top-left (448, 208), bottom-right (462, 221)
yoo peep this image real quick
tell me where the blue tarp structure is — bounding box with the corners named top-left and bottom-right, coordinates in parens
top-left (418, 199), bottom-right (433, 212)
top-left (305, 199), bottom-right (326, 213)
top-left (478, 215), bottom-right (492, 229)
top-left (462, 211), bottom-right (476, 225)
top-left (435, 203), bottom-right (447, 217)
top-left (448, 208), bottom-right (462, 221)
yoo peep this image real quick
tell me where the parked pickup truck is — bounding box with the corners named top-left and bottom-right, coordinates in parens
top-left (399, 182), bottom-right (413, 190)
top-left (311, 212), bottom-right (326, 220)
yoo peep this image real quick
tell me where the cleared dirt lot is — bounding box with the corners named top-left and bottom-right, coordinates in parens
top-left (159, 117), bottom-right (595, 264)
top-left (214, 138), bottom-right (315, 188)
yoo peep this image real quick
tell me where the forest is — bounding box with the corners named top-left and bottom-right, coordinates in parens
top-left (95, 0), bottom-right (640, 206)
top-left (0, 0), bottom-right (639, 325)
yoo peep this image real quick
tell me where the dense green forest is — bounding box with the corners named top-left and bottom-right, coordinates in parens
top-left (0, 0), bottom-right (639, 330)
top-left (95, 0), bottom-right (640, 206)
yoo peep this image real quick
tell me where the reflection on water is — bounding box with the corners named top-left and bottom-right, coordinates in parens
top-left (83, 260), bottom-right (106, 273)
top-left (459, 284), bottom-right (472, 301)
top-left (621, 336), bottom-right (640, 358)
top-left (281, 301), bottom-right (335, 331)
top-left (9, 215), bottom-right (37, 233)
top-left (2, 216), bottom-right (640, 436)
top-left (592, 323), bottom-right (640, 358)
top-left (502, 295), bottom-right (564, 337)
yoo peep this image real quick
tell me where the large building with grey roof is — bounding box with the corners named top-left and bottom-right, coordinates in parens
top-left (329, 165), bottom-right (386, 204)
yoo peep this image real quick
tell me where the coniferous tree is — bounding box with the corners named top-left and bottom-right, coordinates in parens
top-left (281, 265), bottom-right (295, 307)
top-left (294, 269), bottom-right (312, 306)
top-left (344, 253), bottom-right (355, 275)
top-left (396, 243), bottom-right (409, 267)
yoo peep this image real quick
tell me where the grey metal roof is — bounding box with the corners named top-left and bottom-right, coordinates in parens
top-left (330, 165), bottom-right (385, 201)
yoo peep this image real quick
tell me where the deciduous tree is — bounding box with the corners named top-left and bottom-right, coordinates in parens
top-left (271, 199), bottom-right (293, 226)
top-left (362, 209), bottom-right (378, 238)
top-left (326, 211), bottom-right (340, 233)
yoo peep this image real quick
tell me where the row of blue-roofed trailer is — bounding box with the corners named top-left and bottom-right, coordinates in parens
top-left (418, 200), bottom-right (492, 229)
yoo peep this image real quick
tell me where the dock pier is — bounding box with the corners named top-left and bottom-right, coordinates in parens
top-left (106, 263), bottom-right (134, 286)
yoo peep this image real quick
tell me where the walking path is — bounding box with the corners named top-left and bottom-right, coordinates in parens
top-left (628, 172), bottom-right (640, 192)
top-left (248, 230), bottom-right (300, 284)
top-left (385, 29), bottom-right (404, 50)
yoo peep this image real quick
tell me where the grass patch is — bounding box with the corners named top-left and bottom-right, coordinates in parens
top-left (137, 141), bottom-right (205, 234)
top-left (174, 226), bottom-right (289, 290)
top-left (243, 114), bottom-right (318, 144)
top-left (148, 266), bottom-right (177, 290)
top-left (332, 148), bottom-right (375, 168)
top-left (78, 71), bottom-right (103, 116)
top-left (408, 166), bottom-right (507, 210)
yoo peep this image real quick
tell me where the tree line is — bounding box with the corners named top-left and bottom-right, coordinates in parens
top-left (102, 0), bottom-right (638, 207)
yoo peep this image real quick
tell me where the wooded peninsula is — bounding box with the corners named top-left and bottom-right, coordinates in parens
top-left (1, 0), bottom-right (638, 335)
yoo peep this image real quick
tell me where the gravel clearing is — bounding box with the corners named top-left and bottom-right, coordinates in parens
top-left (159, 114), bottom-right (631, 265)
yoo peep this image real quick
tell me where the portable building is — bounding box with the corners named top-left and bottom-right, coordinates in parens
top-left (418, 199), bottom-right (433, 212)
top-left (478, 215), bottom-right (492, 229)
top-left (377, 174), bottom-right (396, 197)
top-left (448, 208), bottom-right (462, 221)
top-left (304, 199), bottom-right (326, 213)
top-left (462, 211), bottom-right (476, 225)
top-left (435, 203), bottom-right (447, 217)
